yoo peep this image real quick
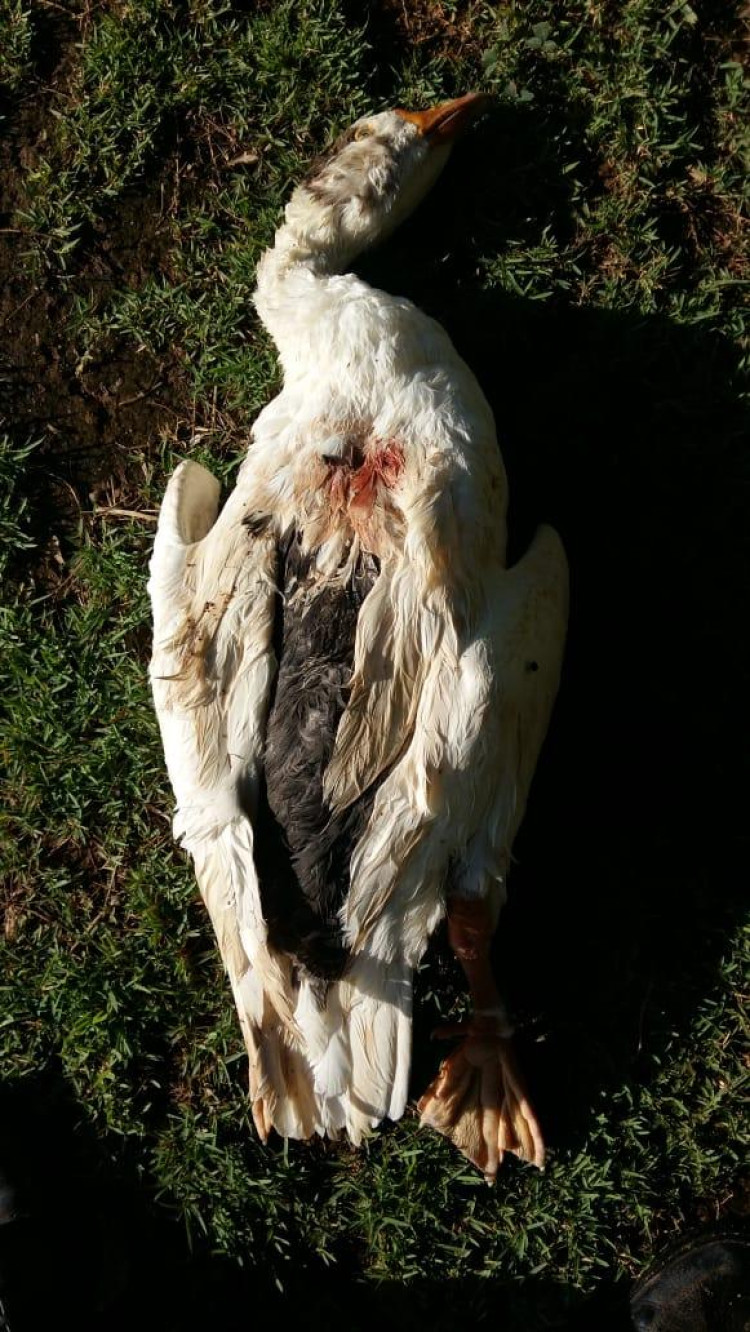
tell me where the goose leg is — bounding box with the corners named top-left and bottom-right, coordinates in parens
top-left (417, 896), bottom-right (545, 1181)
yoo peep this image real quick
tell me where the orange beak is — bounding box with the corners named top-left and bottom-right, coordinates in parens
top-left (395, 92), bottom-right (493, 144)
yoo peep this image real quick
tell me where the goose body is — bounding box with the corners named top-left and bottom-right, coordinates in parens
top-left (149, 96), bottom-right (568, 1175)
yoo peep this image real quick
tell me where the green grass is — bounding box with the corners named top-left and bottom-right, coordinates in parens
top-left (0, 2), bottom-right (32, 94)
top-left (0, 2), bottom-right (747, 1327)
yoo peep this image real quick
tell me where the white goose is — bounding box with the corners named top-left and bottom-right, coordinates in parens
top-left (148, 93), bottom-right (568, 1181)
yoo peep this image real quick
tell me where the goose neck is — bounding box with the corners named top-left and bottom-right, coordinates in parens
top-left (254, 224), bottom-right (367, 372)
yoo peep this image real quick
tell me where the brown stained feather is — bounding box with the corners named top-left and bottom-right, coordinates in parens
top-left (323, 571), bottom-right (435, 813)
top-left (166, 605), bottom-right (234, 708)
top-left (196, 846), bottom-right (316, 1140)
top-left (347, 822), bottom-right (425, 951)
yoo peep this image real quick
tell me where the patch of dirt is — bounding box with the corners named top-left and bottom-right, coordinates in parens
top-left (0, 16), bottom-right (192, 586)
top-left (658, 169), bottom-right (750, 278)
top-left (349, 0), bottom-right (488, 97)
top-left (373, 0), bottom-right (486, 58)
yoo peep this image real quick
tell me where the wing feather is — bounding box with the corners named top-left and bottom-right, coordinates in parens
top-left (322, 561), bottom-right (443, 812)
top-left (149, 459), bottom-right (277, 828)
top-left (342, 525), bottom-right (568, 965)
top-left (149, 461), bottom-right (309, 1117)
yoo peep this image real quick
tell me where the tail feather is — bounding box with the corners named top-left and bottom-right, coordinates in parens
top-left (254, 1023), bottom-right (321, 1140)
top-left (243, 955), bottom-right (412, 1145)
top-left (188, 819), bottom-right (413, 1144)
top-left (292, 954), bottom-right (412, 1143)
top-left (340, 953), bottom-right (412, 1143)
top-left (295, 979), bottom-right (349, 1099)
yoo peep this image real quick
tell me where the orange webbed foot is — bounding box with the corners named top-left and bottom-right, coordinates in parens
top-left (417, 1015), bottom-right (545, 1182)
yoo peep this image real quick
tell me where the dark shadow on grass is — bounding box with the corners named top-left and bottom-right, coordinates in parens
top-left (0, 1067), bottom-right (744, 1332)
top-left (0, 1069), bottom-right (633, 1332)
top-left (1, 1074), bottom-right (743, 1332)
top-left (358, 126), bottom-right (749, 1159)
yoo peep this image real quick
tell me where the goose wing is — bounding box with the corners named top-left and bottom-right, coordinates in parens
top-left (149, 461), bottom-right (323, 1136)
top-left (148, 459), bottom-right (275, 866)
top-left (340, 525), bottom-right (569, 965)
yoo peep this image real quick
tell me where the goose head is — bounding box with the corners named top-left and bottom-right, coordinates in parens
top-left (284, 92), bottom-right (492, 266)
